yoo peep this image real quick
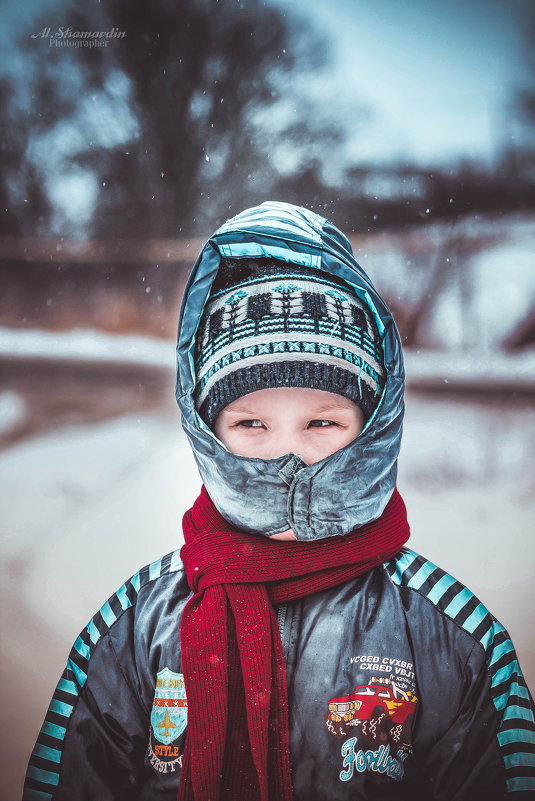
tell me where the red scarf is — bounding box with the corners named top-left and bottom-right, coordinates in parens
top-left (177, 486), bottom-right (410, 801)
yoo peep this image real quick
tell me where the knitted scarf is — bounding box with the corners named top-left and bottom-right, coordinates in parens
top-left (177, 486), bottom-right (410, 801)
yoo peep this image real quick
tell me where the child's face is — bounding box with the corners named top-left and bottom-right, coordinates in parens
top-left (214, 387), bottom-right (365, 541)
top-left (214, 386), bottom-right (364, 465)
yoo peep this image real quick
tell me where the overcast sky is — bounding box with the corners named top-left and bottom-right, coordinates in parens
top-left (275, 0), bottom-right (534, 166)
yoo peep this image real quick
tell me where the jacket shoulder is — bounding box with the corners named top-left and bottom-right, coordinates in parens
top-left (24, 550), bottom-right (187, 798)
top-left (384, 548), bottom-right (497, 643)
top-left (384, 547), bottom-right (535, 794)
top-left (66, 548), bottom-right (186, 687)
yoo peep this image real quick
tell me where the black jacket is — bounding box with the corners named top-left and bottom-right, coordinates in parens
top-left (23, 545), bottom-right (535, 800)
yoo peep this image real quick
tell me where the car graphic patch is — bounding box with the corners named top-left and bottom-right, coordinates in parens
top-left (325, 675), bottom-right (418, 783)
top-left (147, 667), bottom-right (187, 774)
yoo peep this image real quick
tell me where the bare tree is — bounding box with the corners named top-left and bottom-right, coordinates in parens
top-left (3, 0), bottom-right (333, 239)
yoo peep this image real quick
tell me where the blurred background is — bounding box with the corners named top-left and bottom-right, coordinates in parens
top-left (1, 0), bottom-right (534, 798)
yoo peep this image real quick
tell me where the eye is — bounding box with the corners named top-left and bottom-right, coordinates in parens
top-left (236, 419), bottom-right (265, 428)
top-left (307, 419), bottom-right (338, 428)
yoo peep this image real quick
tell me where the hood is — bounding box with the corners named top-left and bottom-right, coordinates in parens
top-left (175, 201), bottom-right (404, 541)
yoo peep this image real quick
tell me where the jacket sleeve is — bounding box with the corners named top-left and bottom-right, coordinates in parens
top-left (23, 602), bottom-right (150, 800)
top-left (418, 619), bottom-right (535, 799)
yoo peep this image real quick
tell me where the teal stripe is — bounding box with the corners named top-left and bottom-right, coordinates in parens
top-left (116, 583), bottom-right (132, 611)
top-left (23, 788), bottom-right (53, 800)
top-left (73, 636), bottom-right (90, 661)
top-left (504, 752), bottom-right (535, 769)
top-left (131, 571), bottom-right (141, 592)
top-left (492, 660), bottom-right (521, 689)
top-left (32, 743), bottom-right (61, 764)
top-left (57, 677), bottom-right (77, 697)
top-left (498, 728), bottom-right (535, 746)
top-left (463, 602), bottom-right (489, 634)
top-left (220, 217), bottom-right (321, 241)
top-left (480, 624), bottom-right (494, 651)
top-left (489, 637), bottom-right (515, 667)
top-left (407, 560), bottom-right (437, 590)
top-left (216, 207), bottom-right (323, 240)
top-left (443, 587), bottom-right (473, 619)
top-left (388, 549), bottom-right (419, 585)
top-left (427, 572), bottom-right (456, 605)
top-left (26, 765), bottom-right (59, 787)
top-left (49, 698), bottom-right (73, 717)
top-left (507, 776), bottom-right (535, 791)
top-left (149, 558), bottom-right (162, 581)
top-left (170, 549), bottom-right (183, 573)
top-left (87, 618), bottom-right (101, 645)
top-left (494, 682), bottom-right (532, 711)
top-left (99, 600), bottom-right (116, 627)
top-left (481, 620), bottom-right (506, 651)
top-left (503, 704), bottom-right (535, 724)
top-left (67, 657), bottom-right (87, 688)
top-left (218, 242), bottom-right (322, 268)
top-left (42, 721), bottom-right (66, 741)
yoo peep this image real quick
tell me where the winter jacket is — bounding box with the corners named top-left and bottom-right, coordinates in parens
top-left (23, 546), bottom-right (535, 800)
top-left (24, 203), bottom-right (535, 799)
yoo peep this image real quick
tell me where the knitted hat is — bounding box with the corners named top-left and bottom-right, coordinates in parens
top-left (194, 257), bottom-right (386, 427)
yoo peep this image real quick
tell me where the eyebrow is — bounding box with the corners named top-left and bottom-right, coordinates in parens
top-left (223, 402), bottom-right (354, 415)
top-left (222, 407), bottom-right (258, 416)
top-left (311, 403), bottom-right (354, 413)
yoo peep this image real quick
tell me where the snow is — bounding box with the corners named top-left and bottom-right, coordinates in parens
top-left (360, 215), bottom-right (535, 350)
top-left (0, 391), bottom-right (27, 434)
top-left (0, 414), bottom-right (198, 627)
top-left (0, 326), bottom-right (175, 368)
top-left (431, 234), bottom-right (535, 350)
top-left (404, 347), bottom-right (535, 390)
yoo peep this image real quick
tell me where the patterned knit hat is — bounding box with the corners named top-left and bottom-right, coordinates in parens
top-left (194, 257), bottom-right (386, 427)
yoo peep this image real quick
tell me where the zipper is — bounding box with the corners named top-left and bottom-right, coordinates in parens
top-left (277, 603), bottom-right (287, 639)
top-left (276, 601), bottom-right (298, 698)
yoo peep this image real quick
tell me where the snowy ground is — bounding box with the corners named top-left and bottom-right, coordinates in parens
top-left (1, 388), bottom-right (534, 800)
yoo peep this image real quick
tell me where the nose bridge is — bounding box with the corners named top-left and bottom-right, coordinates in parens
top-left (283, 435), bottom-right (307, 464)
top-left (271, 424), bottom-right (308, 465)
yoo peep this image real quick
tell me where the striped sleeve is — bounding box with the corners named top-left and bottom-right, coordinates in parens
top-left (386, 548), bottom-right (535, 794)
top-left (23, 550), bottom-right (180, 800)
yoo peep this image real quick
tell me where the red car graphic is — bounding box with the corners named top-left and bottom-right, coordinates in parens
top-left (325, 684), bottom-right (418, 744)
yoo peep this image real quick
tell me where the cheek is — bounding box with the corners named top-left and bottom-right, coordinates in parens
top-left (306, 426), bottom-right (359, 461)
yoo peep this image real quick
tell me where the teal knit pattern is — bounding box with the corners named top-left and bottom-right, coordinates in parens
top-left (194, 263), bottom-right (386, 426)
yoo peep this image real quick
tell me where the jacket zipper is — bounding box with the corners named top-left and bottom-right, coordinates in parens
top-left (277, 603), bottom-right (287, 638)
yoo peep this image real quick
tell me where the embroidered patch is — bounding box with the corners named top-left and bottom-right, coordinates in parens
top-left (325, 674), bottom-right (418, 783)
top-left (147, 667), bottom-right (187, 774)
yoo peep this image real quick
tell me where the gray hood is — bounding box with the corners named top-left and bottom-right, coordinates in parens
top-left (175, 201), bottom-right (404, 540)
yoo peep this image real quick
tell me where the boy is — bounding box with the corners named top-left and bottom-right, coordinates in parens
top-left (24, 201), bottom-right (535, 799)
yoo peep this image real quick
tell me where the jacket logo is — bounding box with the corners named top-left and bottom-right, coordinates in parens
top-left (151, 667), bottom-right (187, 744)
top-left (147, 667), bottom-right (187, 775)
top-left (325, 677), bottom-right (417, 783)
top-left (325, 677), bottom-right (417, 746)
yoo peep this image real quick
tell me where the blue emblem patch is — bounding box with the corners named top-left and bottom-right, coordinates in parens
top-left (150, 667), bottom-right (188, 745)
